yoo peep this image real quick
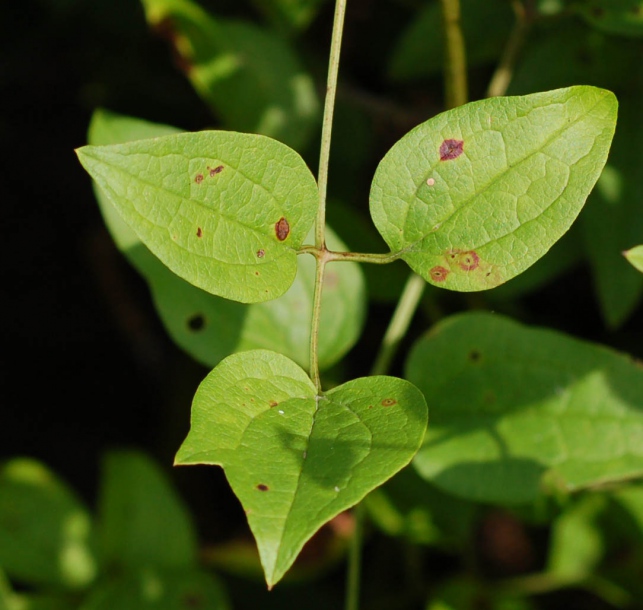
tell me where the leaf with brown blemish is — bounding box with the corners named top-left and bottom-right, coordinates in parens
top-left (370, 86), bottom-right (617, 292)
top-left (176, 350), bottom-right (427, 588)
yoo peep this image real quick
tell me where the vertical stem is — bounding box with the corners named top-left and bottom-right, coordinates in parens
top-left (309, 0), bottom-right (348, 391)
top-left (440, 0), bottom-right (468, 109)
top-left (370, 273), bottom-right (427, 376)
top-left (486, 0), bottom-right (532, 98)
top-left (316, 0), bottom-right (347, 250)
top-left (345, 502), bottom-right (364, 610)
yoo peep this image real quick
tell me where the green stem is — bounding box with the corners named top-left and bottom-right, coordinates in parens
top-left (440, 0), bottom-right (468, 108)
top-left (370, 273), bottom-right (426, 376)
top-left (299, 246), bottom-right (400, 265)
top-left (309, 0), bottom-right (347, 391)
top-left (486, 0), bottom-right (532, 98)
top-left (345, 502), bottom-right (364, 610)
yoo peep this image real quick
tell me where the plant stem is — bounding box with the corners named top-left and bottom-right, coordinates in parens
top-left (345, 502), bottom-right (364, 610)
top-left (309, 0), bottom-right (347, 392)
top-left (486, 0), bottom-right (533, 98)
top-left (316, 0), bottom-right (347, 250)
top-left (440, 0), bottom-right (468, 108)
top-left (299, 246), bottom-right (400, 265)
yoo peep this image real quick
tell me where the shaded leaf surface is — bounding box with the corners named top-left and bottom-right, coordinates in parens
top-left (252, 0), bottom-right (328, 33)
top-left (371, 86), bottom-right (617, 292)
top-left (141, 0), bottom-right (319, 150)
top-left (175, 350), bottom-right (428, 587)
top-left (406, 312), bottom-right (643, 504)
top-left (77, 129), bottom-right (318, 303)
top-left (87, 110), bottom-right (364, 369)
top-left (97, 451), bottom-right (197, 570)
top-left (575, 0), bottom-right (643, 37)
top-left (0, 460), bottom-right (96, 589)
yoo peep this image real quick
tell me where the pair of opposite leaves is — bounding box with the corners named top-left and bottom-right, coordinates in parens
top-left (76, 86), bottom-right (617, 586)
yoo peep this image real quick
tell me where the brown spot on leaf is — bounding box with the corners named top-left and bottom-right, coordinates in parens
top-left (256, 249), bottom-right (265, 258)
top-left (269, 401), bottom-right (278, 408)
top-left (255, 271), bottom-right (260, 276)
top-left (209, 165), bottom-right (224, 177)
top-left (187, 314), bottom-right (205, 331)
top-left (194, 173), bottom-right (204, 184)
top-left (196, 227), bottom-right (203, 238)
top-left (426, 177), bottom-right (435, 186)
top-left (275, 217), bottom-right (290, 241)
top-left (381, 398), bottom-right (397, 407)
top-left (469, 349), bottom-right (482, 362)
top-left (440, 139), bottom-right (464, 161)
top-left (430, 266), bottom-right (449, 282)
top-left (459, 251), bottom-right (480, 271)
top-left (257, 484), bottom-right (269, 491)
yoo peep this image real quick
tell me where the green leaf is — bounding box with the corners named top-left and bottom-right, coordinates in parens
top-left (0, 459), bottom-right (97, 589)
top-left (370, 86), bottom-right (617, 292)
top-left (575, 0), bottom-right (643, 37)
top-left (97, 450), bottom-right (197, 570)
top-left (87, 110), bottom-right (364, 369)
top-left (76, 129), bottom-right (318, 304)
top-left (141, 0), bottom-right (320, 150)
top-left (175, 350), bottom-right (428, 587)
top-left (547, 494), bottom-right (605, 579)
top-left (623, 245), bottom-right (643, 273)
top-left (388, 0), bottom-right (514, 82)
top-left (406, 312), bottom-right (643, 505)
top-left (79, 569), bottom-right (230, 610)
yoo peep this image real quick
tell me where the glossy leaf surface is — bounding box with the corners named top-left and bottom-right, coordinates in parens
top-left (77, 129), bottom-right (318, 303)
top-left (406, 312), bottom-right (643, 504)
top-left (175, 350), bottom-right (428, 587)
top-left (371, 86), bottom-right (617, 292)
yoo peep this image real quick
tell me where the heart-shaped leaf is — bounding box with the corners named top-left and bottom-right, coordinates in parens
top-left (406, 312), bottom-right (643, 505)
top-left (175, 350), bottom-right (428, 587)
top-left (370, 86), bottom-right (617, 291)
top-left (76, 131), bottom-right (318, 303)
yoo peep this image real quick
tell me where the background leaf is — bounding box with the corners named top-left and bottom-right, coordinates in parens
top-left (175, 350), bottom-right (428, 587)
top-left (251, 0), bottom-right (328, 34)
top-left (88, 109), bottom-right (365, 369)
top-left (97, 450), bottom-right (197, 571)
top-left (141, 0), bottom-right (320, 150)
top-left (76, 129), bottom-right (319, 304)
top-left (370, 86), bottom-right (617, 292)
top-left (406, 312), bottom-right (643, 505)
top-left (0, 459), bottom-right (96, 590)
top-left (574, 0), bottom-right (643, 37)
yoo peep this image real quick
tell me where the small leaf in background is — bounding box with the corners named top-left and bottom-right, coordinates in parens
top-left (175, 350), bottom-right (428, 587)
top-left (88, 109), bottom-right (365, 370)
top-left (387, 0), bottom-right (514, 82)
top-left (251, 0), bottom-right (328, 34)
top-left (406, 312), bottom-right (643, 505)
top-left (97, 450), bottom-right (197, 570)
top-left (365, 466), bottom-right (476, 548)
top-left (0, 459), bottom-right (97, 590)
top-left (426, 577), bottom-right (536, 610)
top-left (76, 129), bottom-right (318, 304)
top-left (574, 0), bottom-right (643, 37)
top-left (370, 86), bottom-right (617, 292)
top-left (623, 245), bottom-right (643, 273)
top-left (141, 0), bottom-right (320, 150)
top-left (547, 494), bottom-right (606, 579)
top-left (79, 569), bottom-right (230, 610)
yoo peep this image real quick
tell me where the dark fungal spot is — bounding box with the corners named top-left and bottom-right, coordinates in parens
top-left (430, 266), bottom-right (449, 282)
top-left (256, 249), bottom-right (265, 258)
top-left (440, 139), bottom-right (464, 161)
top-left (194, 173), bottom-right (204, 184)
top-left (196, 227), bottom-right (203, 238)
top-left (269, 401), bottom-right (278, 408)
top-left (275, 217), bottom-right (290, 241)
top-left (468, 349), bottom-right (482, 362)
top-left (209, 165), bottom-right (224, 177)
top-left (381, 398), bottom-right (397, 407)
top-left (187, 314), bottom-right (205, 331)
top-left (257, 484), bottom-right (269, 491)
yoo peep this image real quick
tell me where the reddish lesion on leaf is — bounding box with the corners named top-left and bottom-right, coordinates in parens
top-left (256, 249), bottom-right (265, 258)
top-left (257, 484), bottom-right (269, 491)
top-left (196, 227), bottom-right (203, 238)
top-left (446, 249), bottom-right (480, 271)
top-left (430, 266), bottom-right (449, 282)
top-left (194, 173), bottom-right (204, 184)
top-left (439, 139), bottom-right (464, 161)
top-left (208, 165), bottom-right (224, 177)
top-left (381, 398), bottom-right (397, 407)
top-left (275, 217), bottom-right (290, 241)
